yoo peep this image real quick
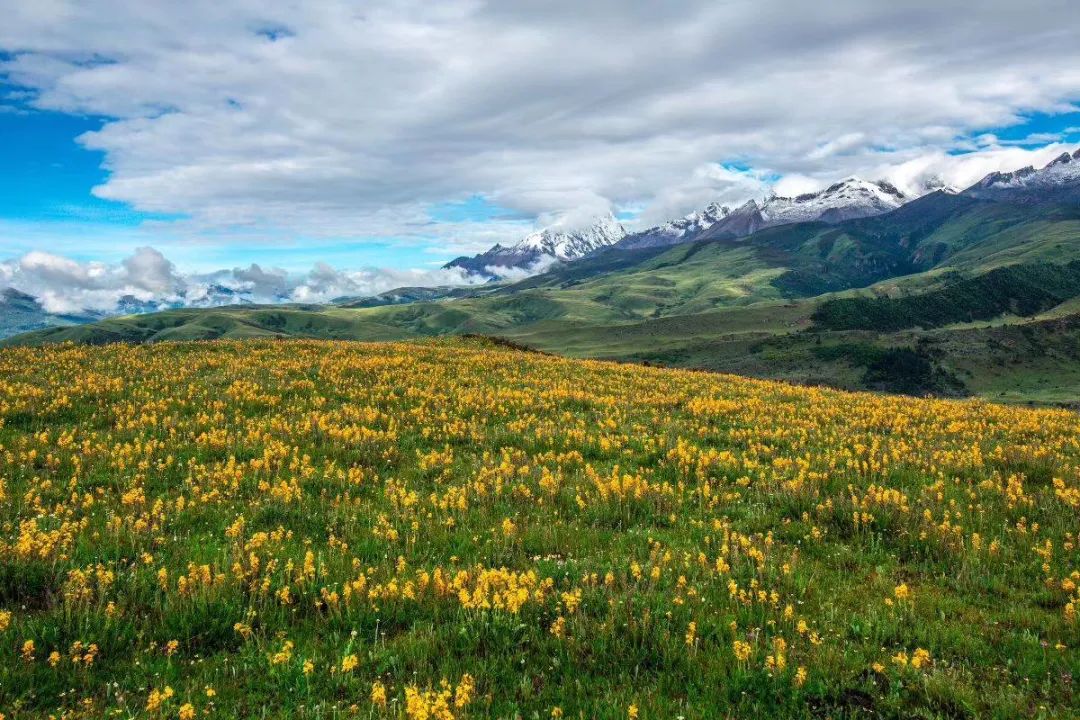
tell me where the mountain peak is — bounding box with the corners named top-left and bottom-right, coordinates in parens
top-left (732, 199), bottom-right (760, 214)
top-left (444, 213), bottom-right (626, 276)
top-left (699, 201), bottom-right (730, 219)
top-left (964, 146), bottom-right (1080, 203)
top-left (514, 214), bottom-right (626, 259)
top-left (2, 287), bottom-right (37, 303)
top-left (1048, 151), bottom-right (1075, 167)
top-left (760, 177), bottom-right (906, 226)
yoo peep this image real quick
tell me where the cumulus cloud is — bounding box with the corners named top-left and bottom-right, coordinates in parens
top-left (481, 255), bottom-right (560, 283)
top-left (863, 144), bottom-right (1074, 198)
top-left (288, 263), bottom-right (481, 303)
top-left (0, 247), bottom-right (186, 314)
top-left (0, 0), bottom-right (1078, 245)
top-left (0, 247), bottom-right (487, 315)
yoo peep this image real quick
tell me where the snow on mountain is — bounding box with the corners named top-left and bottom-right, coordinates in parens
top-left (613, 203), bottom-right (732, 251)
top-left (444, 214), bottom-right (626, 276)
top-left (652, 202), bottom-right (732, 240)
top-left (760, 178), bottom-right (908, 225)
top-left (614, 178), bottom-right (907, 251)
top-left (919, 177), bottom-right (962, 195)
top-left (446, 149), bottom-right (1080, 280)
top-left (513, 214), bottom-right (627, 259)
top-left (964, 148), bottom-right (1080, 203)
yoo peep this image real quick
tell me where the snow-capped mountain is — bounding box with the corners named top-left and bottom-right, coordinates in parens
top-left (964, 148), bottom-right (1080, 204)
top-left (515, 214), bottom-right (627, 259)
top-left (445, 149), bottom-right (1080, 280)
top-left (759, 178), bottom-right (908, 225)
top-left (444, 214), bottom-right (626, 276)
top-left (187, 283), bottom-right (269, 307)
top-left (920, 177), bottom-right (962, 195)
top-left (613, 203), bottom-right (732, 251)
top-left (612, 178), bottom-right (907, 251)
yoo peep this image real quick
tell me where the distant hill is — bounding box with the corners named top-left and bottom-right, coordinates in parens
top-left (5, 146), bottom-right (1078, 341)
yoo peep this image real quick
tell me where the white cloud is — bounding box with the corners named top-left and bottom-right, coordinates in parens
top-left (1, 247), bottom-right (186, 314)
top-left (0, 0), bottom-right (1078, 250)
top-left (806, 133), bottom-right (868, 161)
top-left (872, 144), bottom-right (1075, 197)
top-left (771, 174), bottom-right (826, 198)
top-left (0, 247), bottom-right (489, 314)
top-left (287, 263), bottom-right (481, 303)
top-left (482, 255), bottom-right (560, 283)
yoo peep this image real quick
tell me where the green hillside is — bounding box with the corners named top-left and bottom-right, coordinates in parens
top-left (812, 262), bottom-right (1080, 331)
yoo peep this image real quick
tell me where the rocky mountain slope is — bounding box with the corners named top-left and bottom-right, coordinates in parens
top-left (964, 149), bottom-right (1080, 204)
top-left (444, 214), bottom-right (626, 277)
top-left (614, 178), bottom-right (909, 251)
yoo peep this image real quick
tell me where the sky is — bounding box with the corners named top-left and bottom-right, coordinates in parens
top-left (1, 0), bottom-right (1080, 311)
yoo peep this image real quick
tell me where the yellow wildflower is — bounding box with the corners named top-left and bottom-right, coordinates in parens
top-left (371, 681), bottom-right (388, 707)
top-left (341, 653), bottom-right (359, 673)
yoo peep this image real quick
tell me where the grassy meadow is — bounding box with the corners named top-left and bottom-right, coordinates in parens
top-left (0, 338), bottom-right (1078, 718)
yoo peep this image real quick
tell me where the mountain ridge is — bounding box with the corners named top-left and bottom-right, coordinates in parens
top-left (444, 214), bottom-right (626, 277)
top-left (444, 149), bottom-right (1080, 277)
top-left (964, 148), bottom-right (1080, 204)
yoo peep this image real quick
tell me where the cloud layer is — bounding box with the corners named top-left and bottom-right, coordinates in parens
top-left (2, 0), bottom-right (1079, 247)
top-left (0, 247), bottom-right (483, 314)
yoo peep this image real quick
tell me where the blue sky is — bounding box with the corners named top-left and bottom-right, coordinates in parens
top-left (0, 77), bottom-right (488, 271)
top-left (984, 111), bottom-right (1080, 145)
top-left (0, 108), bottom-right (113, 222)
top-left (0, 101), bottom-right (443, 270)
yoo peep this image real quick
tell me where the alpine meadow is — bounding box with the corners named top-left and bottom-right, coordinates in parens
top-left (0, 339), bottom-right (1078, 718)
top-left (4, 2), bottom-right (1080, 719)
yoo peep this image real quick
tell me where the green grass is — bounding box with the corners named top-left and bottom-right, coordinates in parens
top-left (0, 338), bottom-right (1078, 718)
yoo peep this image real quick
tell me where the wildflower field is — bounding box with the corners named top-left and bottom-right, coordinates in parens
top-left (1, 338), bottom-right (1078, 719)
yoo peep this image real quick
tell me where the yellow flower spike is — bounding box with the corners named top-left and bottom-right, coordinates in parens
top-left (371, 681), bottom-right (387, 708)
top-left (893, 583), bottom-right (911, 601)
